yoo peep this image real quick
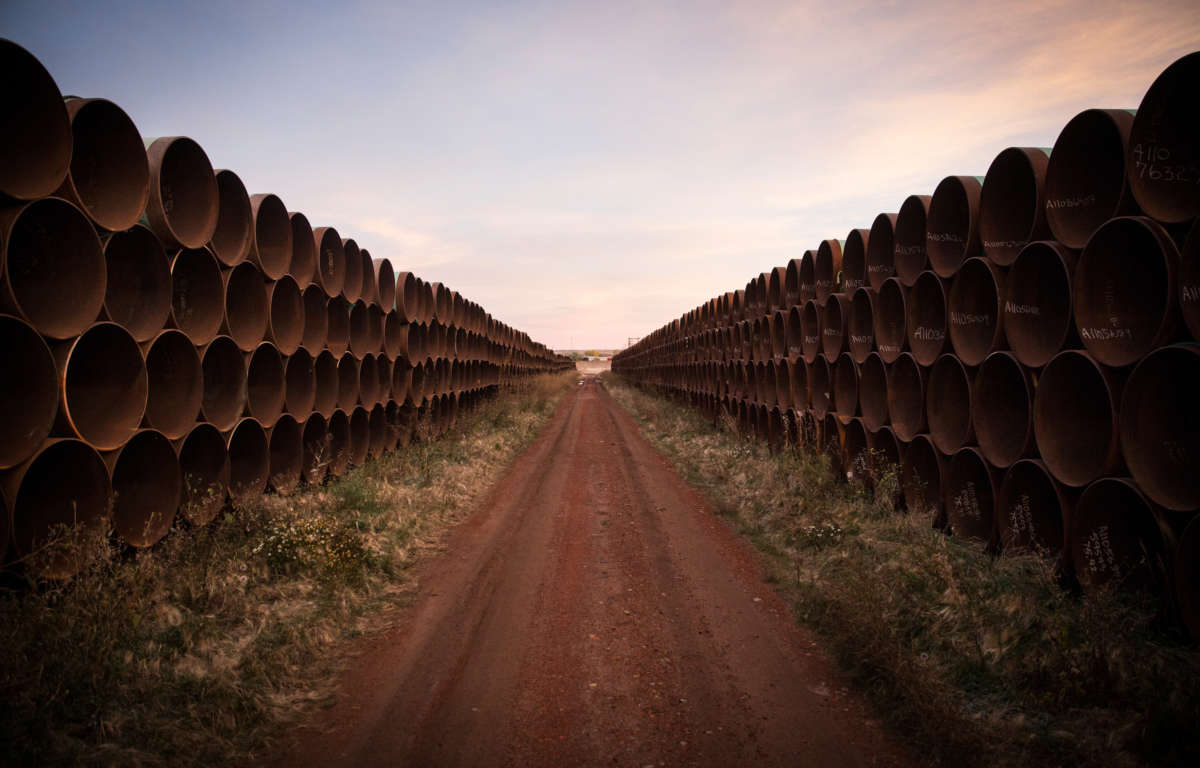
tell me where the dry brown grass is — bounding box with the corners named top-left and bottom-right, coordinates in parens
top-left (604, 374), bottom-right (1200, 768)
top-left (0, 373), bottom-right (576, 767)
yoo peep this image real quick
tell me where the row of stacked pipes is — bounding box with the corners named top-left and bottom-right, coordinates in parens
top-left (0, 39), bottom-right (572, 578)
top-left (614, 52), bottom-right (1200, 642)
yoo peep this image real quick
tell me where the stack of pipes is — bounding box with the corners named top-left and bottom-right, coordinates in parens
top-left (614, 52), bottom-right (1200, 642)
top-left (0, 39), bottom-right (571, 578)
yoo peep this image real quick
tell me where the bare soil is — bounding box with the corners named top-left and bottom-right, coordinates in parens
top-left (272, 379), bottom-right (910, 767)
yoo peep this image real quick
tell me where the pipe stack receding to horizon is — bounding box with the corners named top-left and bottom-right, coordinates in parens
top-left (614, 51), bottom-right (1200, 642)
top-left (0, 39), bottom-right (571, 578)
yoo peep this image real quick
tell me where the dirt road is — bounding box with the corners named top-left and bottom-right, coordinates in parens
top-left (275, 380), bottom-right (908, 767)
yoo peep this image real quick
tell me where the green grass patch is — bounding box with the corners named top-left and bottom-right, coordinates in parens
top-left (0, 373), bottom-right (575, 767)
top-left (603, 374), bottom-right (1199, 768)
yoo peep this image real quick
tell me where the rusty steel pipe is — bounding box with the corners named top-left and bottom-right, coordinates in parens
top-left (104, 429), bottom-right (180, 547)
top-left (222, 261), bottom-right (269, 352)
top-left (327, 409), bottom-right (351, 476)
top-left (383, 311), bottom-right (405, 359)
top-left (391, 400), bottom-right (416, 449)
top-left (326, 295), bottom-right (351, 357)
top-left (176, 422), bottom-right (229, 526)
top-left (843, 417), bottom-right (870, 484)
top-left (841, 229), bottom-right (870, 293)
top-left (301, 283), bottom-right (328, 351)
top-left (313, 349), bottom-right (338, 418)
top-left (210, 169), bottom-right (252, 267)
top-left (944, 446), bottom-right (1000, 546)
top-left (349, 300), bottom-right (373, 357)
top-left (284, 347), bottom-right (316, 416)
top-left (785, 306), bottom-right (803, 360)
top-left (169, 246), bottom-right (224, 346)
top-left (808, 354), bottom-right (832, 418)
top-left (979, 147), bottom-right (1051, 266)
top-left (312, 226), bottom-right (345, 298)
top-left (1004, 241), bottom-right (1078, 368)
top-left (360, 352), bottom-right (382, 407)
top-left (3, 438), bottom-right (111, 579)
top-left (820, 412), bottom-right (844, 479)
top-left (848, 287), bottom-right (875, 363)
top-left (926, 353), bottom-right (974, 455)
top-left (359, 247), bottom-right (378, 307)
top-left (288, 211), bottom-right (316, 286)
top-left (267, 413), bottom-right (302, 495)
top-left (789, 358), bottom-right (808, 411)
top-left (833, 352), bottom-right (859, 426)
top-left (948, 257), bottom-right (1006, 366)
top-left (784, 258), bottom-right (803, 308)
top-left (867, 212), bottom-right (899, 290)
top-left (392, 358), bottom-right (412, 404)
top-left (769, 310), bottom-right (787, 359)
top-left (768, 266), bottom-right (787, 313)
top-left (798, 251), bottom-right (816, 304)
top-left (374, 258), bottom-right (396, 311)
top-left (301, 412), bottom-right (327, 485)
top-left (1070, 478), bottom-right (1167, 591)
top-left (1045, 109), bottom-right (1137, 249)
top-left (266, 274), bottom-right (303, 355)
top-left (200, 336), bottom-right (247, 432)
top-left (245, 342), bottom-right (285, 428)
top-left (859, 352), bottom-right (889, 432)
top-left (903, 435), bottom-right (948, 523)
top-left (249, 194), bottom-right (292, 280)
top-left (226, 417), bottom-right (269, 504)
top-left (144, 137), bottom-right (219, 250)
top-left (0, 39), bottom-right (72, 200)
top-left (341, 238), bottom-right (363, 303)
top-left (142, 329), bottom-right (203, 441)
top-left (814, 239), bottom-right (843, 302)
top-left (1, 197), bottom-right (106, 340)
top-left (395, 271), bottom-right (420, 322)
top-left (58, 98), bottom-right (149, 231)
top-left (874, 278), bottom-right (907, 363)
top-left (996, 459), bottom-right (1069, 556)
top-left (1120, 345), bottom-right (1200, 511)
top-left (0, 315), bottom-right (59, 470)
top-left (409, 359), bottom-right (427, 405)
top-left (408, 322), bottom-right (429, 362)
top-left (1127, 52), bottom-right (1200, 224)
top-left (369, 403), bottom-right (389, 458)
top-left (349, 406), bottom-right (370, 466)
top-left (774, 358), bottom-right (792, 410)
top-left (1074, 216), bottom-right (1179, 367)
top-left (906, 271), bottom-right (949, 366)
top-left (54, 322), bottom-right (147, 450)
top-left (867, 425), bottom-right (904, 497)
top-left (895, 194), bottom-right (932, 287)
top-left (377, 354), bottom-right (393, 402)
top-left (821, 294), bottom-right (850, 359)
top-left (972, 351), bottom-right (1034, 469)
top-left (418, 278), bottom-right (434, 324)
top-left (100, 225), bottom-right (170, 342)
top-left (337, 352), bottom-right (360, 410)
top-left (927, 175), bottom-right (983, 278)
top-left (1034, 350), bottom-right (1122, 487)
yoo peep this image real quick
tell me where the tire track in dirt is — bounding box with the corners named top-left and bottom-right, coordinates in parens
top-left (273, 379), bottom-right (909, 767)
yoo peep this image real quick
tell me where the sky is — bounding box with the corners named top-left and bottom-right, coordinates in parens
top-left (3, 0), bottom-right (1198, 350)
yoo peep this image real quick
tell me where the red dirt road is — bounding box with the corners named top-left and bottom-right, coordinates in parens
top-left (275, 380), bottom-right (908, 767)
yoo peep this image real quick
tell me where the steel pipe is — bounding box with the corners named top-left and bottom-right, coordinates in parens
top-left (3, 438), bottom-right (111, 579)
top-left (798, 251), bottom-right (816, 304)
top-left (859, 352), bottom-right (889, 432)
top-left (0, 314), bottom-right (58, 470)
top-left (867, 425), bottom-right (904, 498)
top-left (349, 406), bottom-right (370, 466)
top-left (866, 213), bottom-right (898, 290)
top-left (200, 336), bottom-right (247, 432)
top-left (249, 194), bottom-right (292, 280)
top-left (284, 347), bottom-right (316, 416)
top-left (874, 278), bottom-right (907, 363)
top-left (349, 300), bottom-right (372, 357)
top-left (326, 295), bottom-right (351, 356)
top-left (266, 274), bottom-right (303, 355)
top-left (1070, 478), bottom-right (1166, 591)
top-left (359, 247), bottom-right (378, 307)
top-left (926, 353), bottom-right (974, 455)
top-left (1045, 109), bottom-right (1137, 249)
top-left (359, 352), bottom-right (382, 407)
top-left (301, 412), bottom-right (328, 485)
top-left (833, 352), bottom-right (859, 425)
top-left (1004, 241), bottom-right (1077, 368)
top-left (1074, 216), bottom-right (1179, 367)
top-left (337, 352), bottom-right (360, 410)
top-left (100, 225), bottom-right (170, 342)
top-left (848, 287), bottom-right (875, 363)
top-left (144, 137), bottom-right (219, 250)
top-left (814, 239), bottom-right (843, 302)
top-left (822, 293), bottom-right (850, 359)
top-left (301, 283), bottom-right (328, 350)
top-left (369, 403), bottom-right (389, 458)
top-left (0, 39), bottom-right (72, 200)
top-left (1119, 345), bottom-right (1200, 511)
top-left (1034, 350), bottom-right (1122, 487)
top-left (927, 175), bottom-right (983, 278)
top-left (226, 417), bottom-right (269, 504)
top-left (312, 226), bottom-right (345, 298)
top-left (142, 329), bottom-right (203, 441)
top-left (374, 258), bottom-right (396, 311)
top-left (906, 271), bottom-right (949, 366)
top-left (0, 197), bottom-right (106, 340)
top-left (267, 413), bottom-right (302, 495)
top-left (222, 261), bottom-right (269, 352)
top-left (313, 349), bottom-right (338, 418)
top-left (341, 238), bottom-right (363, 303)
top-left (948, 257), bottom-right (1006, 366)
top-left (210, 169), bottom-right (252, 267)
top-left (1127, 52), bottom-right (1200, 223)
top-left (169, 246), bottom-right (224, 346)
top-left (396, 271), bottom-right (420, 322)
top-left (894, 194), bottom-right (932, 287)
top-left (996, 459), bottom-right (1068, 556)
top-left (327, 409), bottom-right (351, 476)
top-left (176, 422), bottom-right (229, 526)
top-left (944, 447), bottom-right (999, 546)
top-left (808, 354), bottom-right (832, 417)
top-left (289, 211), bottom-right (317, 285)
top-left (842, 417), bottom-right (870, 484)
top-left (245, 342), bottom-right (285, 428)
top-left (58, 98), bottom-right (148, 231)
top-left (54, 322), bottom-right (147, 450)
top-left (972, 351), bottom-right (1033, 469)
top-left (105, 429), bottom-right (179, 547)
top-left (979, 147), bottom-right (1051, 266)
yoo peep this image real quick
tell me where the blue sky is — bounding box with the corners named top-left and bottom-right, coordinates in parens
top-left (4, 0), bottom-right (1197, 349)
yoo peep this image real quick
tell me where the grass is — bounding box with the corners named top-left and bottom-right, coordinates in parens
top-left (603, 374), bottom-right (1200, 768)
top-left (0, 372), bottom-right (575, 767)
